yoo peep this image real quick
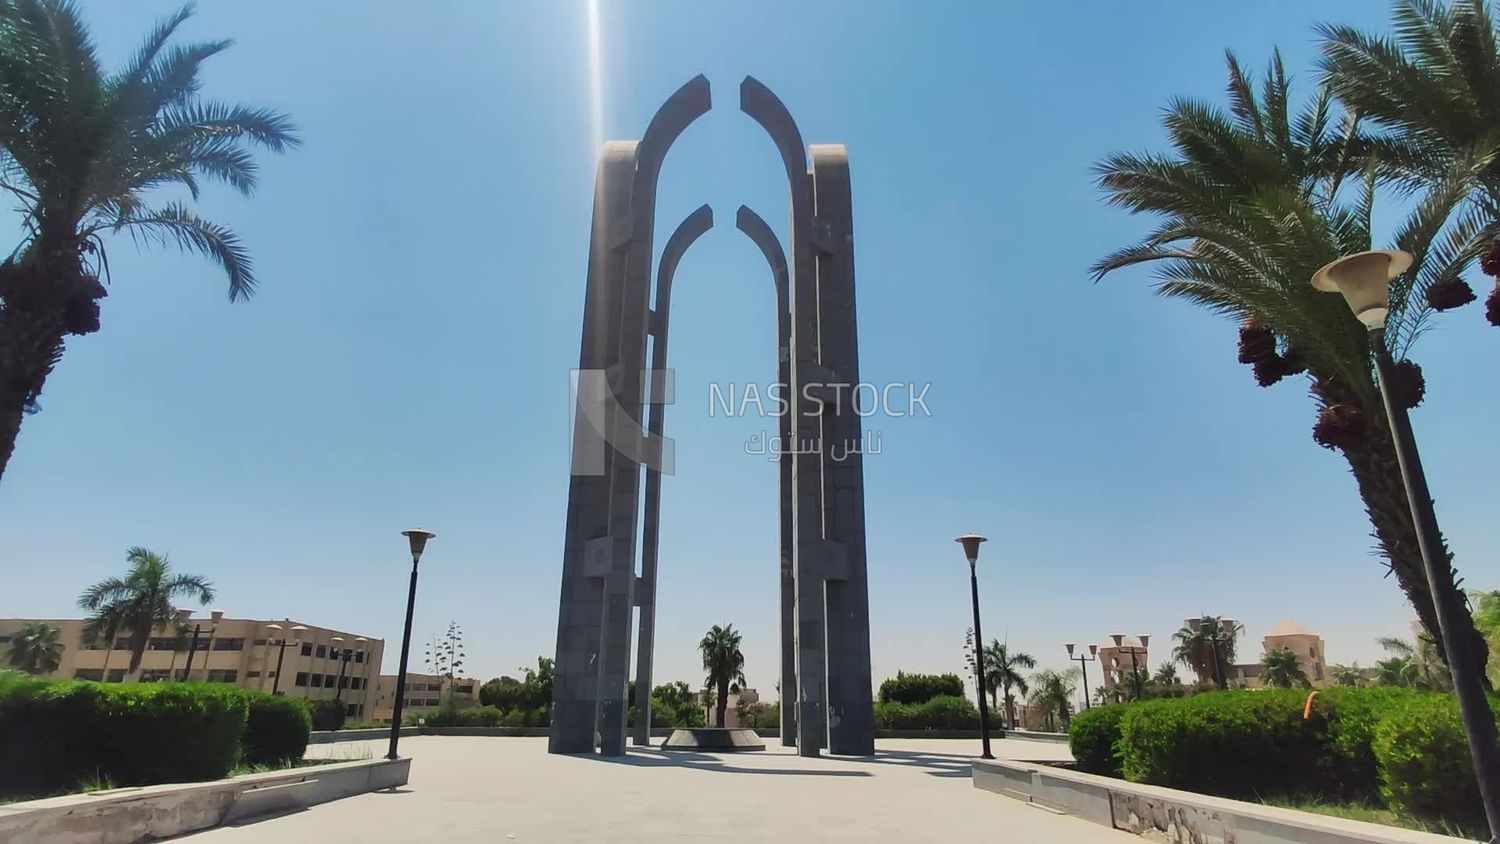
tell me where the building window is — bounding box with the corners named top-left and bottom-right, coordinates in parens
top-left (354, 650), bottom-right (365, 664)
top-left (145, 637), bottom-right (181, 651)
top-left (315, 645), bottom-right (327, 659)
top-left (0, 635), bottom-right (11, 644)
top-left (252, 638), bottom-right (268, 647)
top-left (74, 669), bottom-right (103, 681)
top-left (323, 674), bottom-right (336, 688)
top-left (247, 670), bottom-right (261, 679)
top-left (212, 637), bottom-right (244, 651)
top-left (141, 669), bottom-right (173, 682)
top-left (310, 673), bottom-right (323, 687)
top-left (207, 669), bottom-right (238, 683)
top-left (107, 669), bottom-right (126, 682)
top-left (295, 672), bottom-right (310, 687)
top-left (301, 642), bottom-right (312, 656)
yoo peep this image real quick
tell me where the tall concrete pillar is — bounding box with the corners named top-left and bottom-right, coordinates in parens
top-left (633, 206), bottom-right (713, 747)
top-left (550, 140), bottom-right (639, 755)
top-left (735, 206), bottom-right (797, 747)
top-left (812, 145), bottom-right (875, 756)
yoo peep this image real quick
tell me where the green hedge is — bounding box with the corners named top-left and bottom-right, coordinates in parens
top-left (0, 672), bottom-right (314, 797)
top-left (877, 672), bottom-right (965, 705)
top-left (1069, 704), bottom-right (1127, 777)
top-left (1372, 694), bottom-right (1499, 830)
top-left (874, 695), bottom-right (978, 729)
top-left (308, 698), bottom-right (347, 732)
top-left (1071, 686), bottom-right (1497, 831)
top-left (1118, 690), bottom-right (1327, 798)
top-left (0, 674), bottom-right (251, 794)
top-left (242, 694), bottom-right (312, 766)
top-left (425, 705), bottom-right (503, 727)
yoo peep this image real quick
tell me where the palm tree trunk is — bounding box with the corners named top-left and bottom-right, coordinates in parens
top-left (1005, 694), bottom-right (1016, 730)
top-left (101, 646), bottom-right (112, 683)
top-left (715, 678), bottom-right (728, 727)
top-left (1330, 382), bottom-right (1490, 685)
top-left (126, 626), bottom-right (150, 681)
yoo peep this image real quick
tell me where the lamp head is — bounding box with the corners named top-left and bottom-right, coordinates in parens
top-left (175, 607), bottom-right (194, 625)
top-left (265, 623), bottom-right (283, 633)
top-left (1139, 634), bottom-right (1151, 649)
top-left (402, 528), bottom-right (436, 562)
top-left (1220, 618), bottom-right (1238, 635)
top-left (1187, 617), bottom-right (1203, 632)
top-left (1065, 643), bottom-right (1076, 657)
top-left (1089, 644), bottom-right (1098, 657)
top-left (355, 637), bottom-right (367, 644)
top-left (1311, 249), bottom-right (1413, 330)
top-left (290, 624), bottom-right (308, 642)
top-left (209, 609), bottom-right (225, 625)
top-left (954, 534), bottom-right (987, 565)
top-left (1110, 633), bottom-right (1125, 648)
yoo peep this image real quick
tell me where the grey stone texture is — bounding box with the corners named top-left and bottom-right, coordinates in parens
top-left (552, 75), bottom-right (874, 759)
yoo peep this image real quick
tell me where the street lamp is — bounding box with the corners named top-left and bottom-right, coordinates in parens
top-left (181, 608), bottom-right (224, 682)
top-left (331, 636), bottom-right (360, 704)
top-left (1314, 249), bottom-right (1500, 837)
top-left (168, 607), bottom-right (193, 681)
top-left (265, 623), bottom-right (306, 695)
top-left (1109, 634), bottom-right (1150, 701)
top-left (955, 533), bottom-right (995, 759)
top-left (1065, 643), bottom-right (1098, 710)
top-left (389, 528), bottom-right (435, 761)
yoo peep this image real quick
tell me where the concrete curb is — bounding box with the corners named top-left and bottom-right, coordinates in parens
top-left (0, 757), bottom-right (410, 844)
top-left (972, 759), bottom-right (1468, 844)
top-left (309, 727), bottom-right (418, 744)
top-left (993, 730), bottom-right (1068, 744)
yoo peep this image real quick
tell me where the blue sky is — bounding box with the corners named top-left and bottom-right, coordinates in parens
top-left (3, 1), bottom-right (1497, 699)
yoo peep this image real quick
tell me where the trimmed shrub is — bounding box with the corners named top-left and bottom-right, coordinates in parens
top-left (1372, 694), bottom-right (1498, 830)
top-left (0, 672), bottom-right (104, 794)
top-left (309, 698), bottom-right (347, 732)
top-left (425, 705), bottom-right (503, 727)
top-left (1069, 704), bottom-right (1128, 777)
top-left (877, 672), bottom-right (965, 705)
top-left (242, 694), bottom-right (312, 766)
top-left (1315, 685), bottom-right (1420, 799)
top-left (874, 695), bottom-right (979, 730)
top-left (94, 683), bottom-right (248, 785)
top-left (1117, 689), bottom-right (1328, 799)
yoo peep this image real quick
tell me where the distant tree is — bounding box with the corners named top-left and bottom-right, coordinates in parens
top-left (1261, 647), bottom-right (1311, 688)
top-left (77, 547), bottom-right (212, 680)
top-left (423, 620), bottom-right (466, 706)
top-left (877, 672), bottom-right (966, 705)
top-left (1152, 663), bottom-right (1181, 685)
top-left (982, 640), bottom-right (1036, 729)
top-left (7, 621), bottom-right (61, 674)
top-left (1171, 615), bottom-right (1242, 685)
top-left (1028, 668), bottom-right (1080, 732)
top-left (1377, 635), bottom-right (1450, 690)
top-left (1331, 663), bottom-right (1365, 687)
top-left (699, 625), bottom-right (746, 728)
top-left (1473, 590), bottom-right (1500, 687)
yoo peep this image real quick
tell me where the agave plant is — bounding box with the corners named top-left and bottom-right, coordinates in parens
top-left (1093, 51), bottom-right (1489, 671)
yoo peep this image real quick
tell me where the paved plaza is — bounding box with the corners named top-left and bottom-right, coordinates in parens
top-left (186, 736), bottom-right (1134, 842)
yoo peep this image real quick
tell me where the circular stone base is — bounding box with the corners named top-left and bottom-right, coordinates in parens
top-left (660, 727), bottom-right (766, 752)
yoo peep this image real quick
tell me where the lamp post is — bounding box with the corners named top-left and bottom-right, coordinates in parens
top-left (389, 528), bottom-right (435, 761)
top-left (1065, 643), bottom-right (1098, 710)
top-left (1109, 634), bottom-right (1150, 701)
top-left (168, 607), bottom-right (192, 681)
top-left (955, 534), bottom-right (995, 759)
top-left (181, 608), bottom-right (224, 681)
top-left (1314, 249), bottom-right (1500, 838)
top-left (265, 623), bottom-right (306, 695)
top-left (331, 636), bottom-right (360, 704)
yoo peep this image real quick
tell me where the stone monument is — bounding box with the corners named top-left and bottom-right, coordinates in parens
top-left (550, 75), bottom-right (873, 758)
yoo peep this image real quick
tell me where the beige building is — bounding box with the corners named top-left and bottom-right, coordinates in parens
top-left (694, 687), bottom-right (760, 727)
top-left (0, 616), bottom-right (385, 718)
top-left (372, 673), bottom-right (481, 721)
top-left (1098, 636), bottom-right (1150, 691)
top-left (1230, 619), bottom-right (1329, 688)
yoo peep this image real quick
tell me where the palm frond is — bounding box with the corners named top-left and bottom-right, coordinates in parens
top-left (113, 202), bottom-right (254, 299)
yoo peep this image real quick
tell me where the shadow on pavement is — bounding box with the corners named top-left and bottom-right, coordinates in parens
top-left (593, 750), bottom-right (872, 777)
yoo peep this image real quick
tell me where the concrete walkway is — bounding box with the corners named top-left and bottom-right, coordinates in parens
top-left (186, 736), bottom-right (1135, 842)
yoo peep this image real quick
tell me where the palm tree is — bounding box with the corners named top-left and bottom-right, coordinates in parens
top-left (1332, 662), bottom-right (1366, 686)
top-left (0, 1), bottom-right (298, 482)
top-left (1377, 634), bottom-right (1452, 690)
top-left (1320, 0), bottom-right (1500, 324)
top-left (1094, 51), bottom-right (1489, 676)
top-left (699, 624), bottom-right (745, 728)
top-left (1027, 668), bottom-right (1080, 732)
top-left (982, 640), bottom-right (1036, 728)
top-left (6, 621), bottom-right (61, 674)
top-left (1170, 615), bottom-right (1242, 685)
top-left (1261, 646), bottom-right (1312, 688)
top-left (1152, 663), bottom-right (1181, 685)
top-left (77, 546), bottom-right (213, 680)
